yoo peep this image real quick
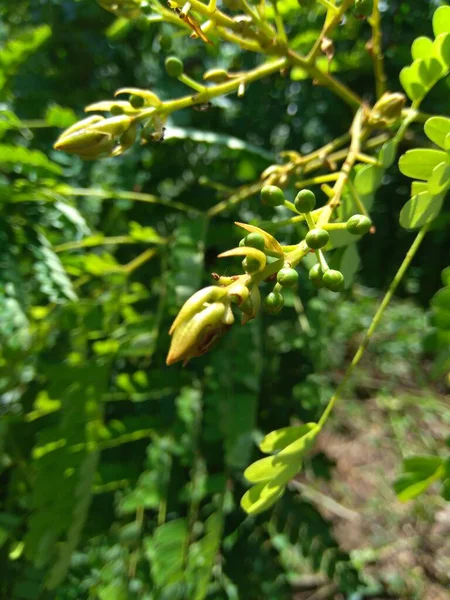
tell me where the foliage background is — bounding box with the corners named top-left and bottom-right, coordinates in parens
top-left (0, 1), bottom-right (449, 599)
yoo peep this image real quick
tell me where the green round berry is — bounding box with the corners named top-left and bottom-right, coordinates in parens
top-left (309, 263), bottom-right (324, 287)
top-left (305, 228), bottom-right (330, 250)
top-left (346, 214), bottom-right (372, 235)
top-left (129, 94), bottom-right (145, 109)
top-left (165, 56), bottom-right (184, 78)
top-left (322, 269), bottom-right (345, 292)
top-left (277, 267), bottom-right (299, 287)
top-left (294, 189), bottom-right (316, 213)
top-left (264, 291), bottom-right (284, 313)
top-left (110, 104), bottom-right (124, 115)
top-left (159, 34), bottom-right (172, 51)
top-left (244, 232), bottom-right (266, 251)
top-left (260, 185), bottom-right (285, 207)
top-left (242, 257), bottom-right (261, 273)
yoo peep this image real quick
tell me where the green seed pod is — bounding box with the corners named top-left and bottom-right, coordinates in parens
top-left (277, 267), bottom-right (298, 287)
top-left (346, 214), bottom-right (372, 235)
top-left (322, 269), bottom-right (345, 292)
top-left (260, 185), bottom-right (285, 207)
top-left (294, 189), bottom-right (316, 213)
top-left (305, 228), bottom-right (330, 250)
top-left (309, 264), bottom-right (324, 288)
top-left (242, 257), bottom-right (261, 274)
top-left (264, 291), bottom-right (284, 313)
top-left (244, 232), bottom-right (266, 251)
top-left (239, 237), bottom-right (246, 247)
top-left (159, 34), bottom-right (172, 51)
top-left (129, 94), bottom-right (145, 109)
top-left (165, 56), bottom-right (184, 78)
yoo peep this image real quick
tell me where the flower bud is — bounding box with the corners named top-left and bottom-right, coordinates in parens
top-left (264, 291), bottom-right (284, 314)
top-left (322, 269), bottom-right (345, 292)
top-left (165, 56), bottom-right (184, 78)
top-left (369, 92), bottom-right (406, 127)
top-left (260, 185), bottom-right (285, 207)
top-left (227, 283), bottom-right (250, 306)
top-left (309, 263), bottom-right (324, 287)
top-left (294, 189), bottom-right (316, 213)
top-left (203, 68), bottom-right (230, 83)
top-left (277, 267), bottom-right (298, 287)
top-left (167, 298), bottom-right (233, 366)
top-left (54, 114), bottom-right (133, 158)
top-left (305, 228), bottom-right (330, 250)
top-left (346, 214), bottom-right (372, 235)
top-left (244, 233), bottom-right (266, 252)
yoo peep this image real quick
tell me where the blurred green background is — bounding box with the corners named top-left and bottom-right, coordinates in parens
top-left (0, 1), bottom-right (449, 599)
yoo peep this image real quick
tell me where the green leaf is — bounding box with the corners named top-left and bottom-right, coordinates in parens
top-left (428, 161), bottom-right (450, 195)
top-left (340, 243), bottom-right (361, 289)
top-left (398, 148), bottom-right (447, 180)
top-left (0, 144), bottom-right (61, 175)
top-left (411, 181), bottom-right (428, 196)
top-left (417, 57), bottom-right (444, 86)
top-left (45, 105), bottom-right (77, 128)
top-left (354, 165), bottom-right (384, 195)
top-left (442, 266), bottom-right (450, 286)
top-left (433, 33), bottom-right (450, 68)
top-left (129, 221), bottom-right (163, 243)
top-left (411, 36), bottom-right (434, 60)
top-left (244, 454), bottom-right (299, 485)
top-left (433, 5), bottom-right (450, 37)
top-left (432, 286), bottom-right (450, 311)
top-left (378, 140), bottom-right (397, 168)
top-left (240, 482), bottom-right (285, 516)
top-left (424, 116), bottom-right (450, 149)
top-left (166, 127), bottom-right (276, 162)
top-left (145, 519), bottom-right (189, 589)
top-left (394, 455), bottom-right (444, 502)
top-left (399, 64), bottom-right (426, 101)
top-left (259, 423), bottom-right (317, 454)
top-left (399, 191), bottom-right (444, 229)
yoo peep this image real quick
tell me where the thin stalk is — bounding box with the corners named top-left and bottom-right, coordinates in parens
top-left (66, 187), bottom-right (199, 214)
top-left (318, 223), bottom-right (430, 429)
top-left (369, 0), bottom-right (387, 99)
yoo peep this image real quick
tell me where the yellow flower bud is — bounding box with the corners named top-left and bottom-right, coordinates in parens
top-left (166, 301), bottom-right (233, 366)
top-left (369, 92), bottom-right (406, 127)
top-left (54, 115), bottom-right (133, 158)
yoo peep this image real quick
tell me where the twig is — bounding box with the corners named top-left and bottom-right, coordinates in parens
top-left (289, 480), bottom-right (361, 523)
top-left (369, 0), bottom-right (387, 99)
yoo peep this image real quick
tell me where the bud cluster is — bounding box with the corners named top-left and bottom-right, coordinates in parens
top-left (54, 88), bottom-right (165, 159)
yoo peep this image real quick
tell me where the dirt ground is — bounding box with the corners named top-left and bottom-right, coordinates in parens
top-left (295, 390), bottom-right (450, 600)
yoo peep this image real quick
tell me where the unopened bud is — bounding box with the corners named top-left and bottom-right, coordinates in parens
top-left (369, 92), bottom-right (406, 127)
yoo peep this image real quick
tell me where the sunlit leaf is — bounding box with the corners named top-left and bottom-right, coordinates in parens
top-left (394, 455), bottom-right (444, 502)
top-left (427, 161), bottom-right (450, 195)
top-left (399, 191), bottom-right (444, 229)
top-left (433, 5), bottom-right (450, 37)
top-left (259, 423), bottom-right (317, 454)
top-left (378, 140), bottom-right (397, 168)
top-left (354, 165), bottom-right (384, 195)
top-left (411, 36), bottom-right (434, 60)
top-left (398, 148), bottom-right (446, 180)
top-left (424, 116), bottom-right (450, 149)
top-left (240, 482), bottom-right (285, 515)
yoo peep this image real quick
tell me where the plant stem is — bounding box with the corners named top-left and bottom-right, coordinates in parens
top-left (369, 0), bottom-right (387, 99)
top-left (317, 222), bottom-right (430, 429)
top-left (287, 108), bottom-right (365, 266)
top-left (65, 187), bottom-right (199, 214)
